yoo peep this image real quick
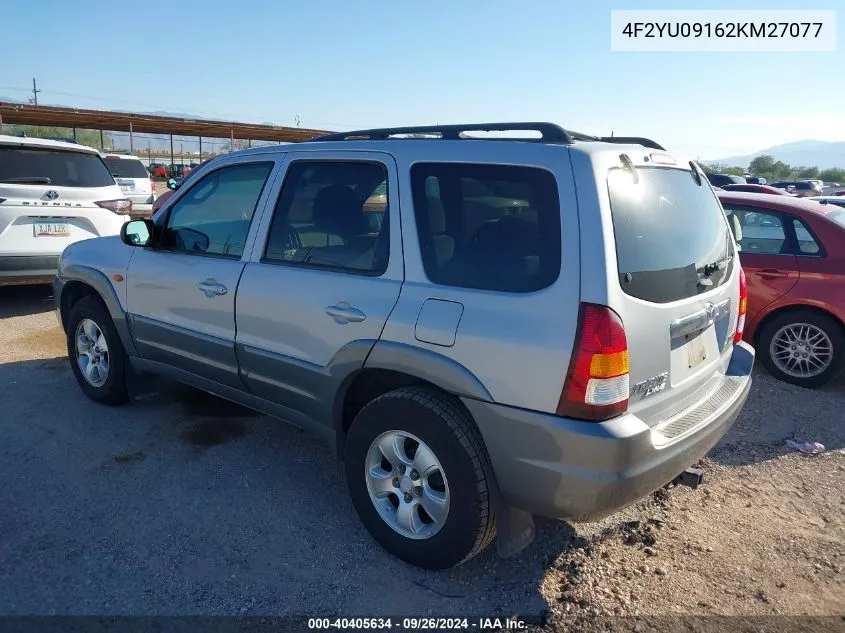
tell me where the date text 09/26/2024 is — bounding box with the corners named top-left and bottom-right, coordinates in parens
top-left (308, 617), bottom-right (528, 630)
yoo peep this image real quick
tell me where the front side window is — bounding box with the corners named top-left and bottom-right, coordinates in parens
top-left (264, 161), bottom-right (390, 275)
top-left (722, 205), bottom-right (788, 255)
top-left (410, 163), bottom-right (561, 293)
top-left (160, 162), bottom-right (273, 258)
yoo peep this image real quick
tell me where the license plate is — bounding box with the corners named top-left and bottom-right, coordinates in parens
top-left (119, 184), bottom-right (134, 192)
top-left (686, 332), bottom-right (708, 370)
top-left (34, 222), bottom-right (69, 237)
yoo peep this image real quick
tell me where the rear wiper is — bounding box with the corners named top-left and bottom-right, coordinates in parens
top-left (0, 176), bottom-right (52, 184)
top-left (700, 253), bottom-right (733, 277)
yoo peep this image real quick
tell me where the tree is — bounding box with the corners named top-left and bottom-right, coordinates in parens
top-left (3, 124), bottom-right (112, 150)
top-left (819, 168), bottom-right (845, 183)
top-left (749, 155), bottom-right (776, 175)
top-left (797, 166), bottom-right (819, 179)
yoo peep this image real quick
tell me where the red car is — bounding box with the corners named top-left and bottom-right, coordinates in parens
top-left (721, 183), bottom-right (795, 196)
top-left (718, 191), bottom-right (845, 387)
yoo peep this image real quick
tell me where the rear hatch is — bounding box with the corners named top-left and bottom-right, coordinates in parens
top-left (103, 155), bottom-right (154, 204)
top-left (0, 144), bottom-right (124, 254)
top-left (603, 159), bottom-right (740, 427)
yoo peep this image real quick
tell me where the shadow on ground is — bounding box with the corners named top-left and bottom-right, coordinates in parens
top-left (0, 284), bottom-right (55, 319)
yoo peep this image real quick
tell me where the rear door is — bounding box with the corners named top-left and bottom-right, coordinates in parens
top-left (599, 160), bottom-right (741, 427)
top-left (235, 152), bottom-right (403, 429)
top-left (0, 143), bottom-right (124, 255)
top-left (721, 203), bottom-right (799, 324)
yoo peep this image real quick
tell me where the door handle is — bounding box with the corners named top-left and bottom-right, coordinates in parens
top-left (755, 268), bottom-right (787, 280)
top-left (326, 302), bottom-right (366, 324)
top-left (196, 279), bottom-right (228, 297)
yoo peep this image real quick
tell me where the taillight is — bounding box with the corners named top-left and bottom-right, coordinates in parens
top-left (734, 267), bottom-right (747, 343)
top-left (557, 304), bottom-right (630, 421)
top-left (95, 198), bottom-right (133, 215)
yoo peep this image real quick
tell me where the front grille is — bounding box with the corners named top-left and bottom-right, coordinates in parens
top-left (653, 376), bottom-right (744, 442)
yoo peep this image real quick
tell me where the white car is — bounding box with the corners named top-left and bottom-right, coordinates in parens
top-left (102, 152), bottom-right (155, 217)
top-left (0, 135), bottom-right (131, 285)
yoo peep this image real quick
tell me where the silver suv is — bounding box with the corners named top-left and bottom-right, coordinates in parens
top-left (54, 123), bottom-right (754, 570)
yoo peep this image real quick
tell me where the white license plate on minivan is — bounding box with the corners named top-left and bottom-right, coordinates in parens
top-left (34, 222), bottom-right (69, 237)
top-left (119, 184), bottom-right (134, 192)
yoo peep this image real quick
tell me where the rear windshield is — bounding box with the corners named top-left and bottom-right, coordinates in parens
top-left (0, 147), bottom-right (115, 188)
top-left (105, 157), bottom-right (149, 178)
top-left (608, 167), bottom-right (734, 303)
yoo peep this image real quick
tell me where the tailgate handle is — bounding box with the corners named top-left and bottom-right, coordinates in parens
top-left (670, 299), bottom-right (731, 339)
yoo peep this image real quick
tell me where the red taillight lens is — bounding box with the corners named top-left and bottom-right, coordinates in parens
top-left (734, 267), bottom-right (747, 343)
top-left (557, 303), bottom-right (630, 421)
top-left (95, 198), bottom-right (133, 215)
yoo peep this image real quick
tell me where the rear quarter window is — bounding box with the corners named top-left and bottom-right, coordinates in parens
top-left (410, 163), bottom-right (561, 293)
top-left (608, 167), bottom-right (734, 303)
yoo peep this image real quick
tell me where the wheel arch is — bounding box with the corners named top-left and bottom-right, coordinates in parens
top-left (57, 265), bottom-right (138, 356)
top-left (753, 301), bottom-right (845, 349)
top-left (334, 341), bottom-right (493, 457)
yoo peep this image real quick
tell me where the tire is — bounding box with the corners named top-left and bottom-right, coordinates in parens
top-left (344, 386), bottom-right (496, 570)
top-left (66, 295), bottom-right (129, 405)
top-left (757, 309), bottom-right (844, 388)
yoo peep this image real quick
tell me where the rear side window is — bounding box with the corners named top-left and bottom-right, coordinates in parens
top-left (410, 163), bottom-right (561, 293)
top-left (792, 218), bottom-right (822, 255)
top-left (829, 209), bottom-right (845, 228)
top-left (608, 167), bottom-right (734, 303)
top-left (0, 147), bottom-right (115, 188)
top-left (104, 157), bottom-right (149, 178)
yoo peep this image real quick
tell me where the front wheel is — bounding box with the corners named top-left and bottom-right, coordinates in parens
top-left (758, 309), bottom-right (844, 388)
top-left (66, 295), bottom-right (129, 405)
top-left (344, 386), bottom-right (496, 570)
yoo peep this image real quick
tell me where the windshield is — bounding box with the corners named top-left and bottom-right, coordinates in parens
top-left (0, 147), bottom-right (115, 187)
top-left (105, 157), bottom-right (149, 178)
top-left (608, 166), bottom-right (734, 304)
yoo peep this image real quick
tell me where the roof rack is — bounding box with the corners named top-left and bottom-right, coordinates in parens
top-left (311, 122), bottom-right (665, 150)
top-left (313, 122), bottom-right (575, 143)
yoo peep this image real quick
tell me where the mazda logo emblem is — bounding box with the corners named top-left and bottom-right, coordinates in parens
top-left (45, 190), bottom-right (59, 200)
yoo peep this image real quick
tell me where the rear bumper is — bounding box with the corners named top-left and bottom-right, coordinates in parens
top-left (464, 341), bottom-right (755, 522)
top-left (0, 255), bottom-right (60, 286)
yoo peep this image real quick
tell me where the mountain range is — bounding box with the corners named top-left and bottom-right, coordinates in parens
top-left (710, 140), bottom-right (845, 171)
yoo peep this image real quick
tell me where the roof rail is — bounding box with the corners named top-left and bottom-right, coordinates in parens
top-left (313, 122), bottom-right (575, 143)
top-left (311, 123), bottom-right (665, 150)
top-left (598, 136), bottom-right (665, 151)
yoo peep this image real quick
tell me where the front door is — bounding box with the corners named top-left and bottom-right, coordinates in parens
top-left (723, 204), bottom-right (799, 323)
top-left (236, 153), bottom-right (403, 429)
top-left (126, 159), bottom-right (279, 391)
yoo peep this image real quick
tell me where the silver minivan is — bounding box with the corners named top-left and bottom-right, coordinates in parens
top-left (55, 123), bottom-right (754, 570)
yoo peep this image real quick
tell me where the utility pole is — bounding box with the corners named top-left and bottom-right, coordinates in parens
top-left (30, 78), bottom-right (41, 106)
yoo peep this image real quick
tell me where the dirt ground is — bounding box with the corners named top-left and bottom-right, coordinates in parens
top-left (1, 285), bottom-right (844, 629)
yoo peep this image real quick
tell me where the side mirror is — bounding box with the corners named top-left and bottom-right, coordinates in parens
top-left (167, 178), bottom-right (179, 190)
top-left (121, 219), bottom-right (153, 247)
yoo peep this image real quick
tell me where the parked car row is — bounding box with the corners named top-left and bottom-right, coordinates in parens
top-left (147, 162), bottom-right (198, 180)
top-left (706, 172), bottom-right (844, 198)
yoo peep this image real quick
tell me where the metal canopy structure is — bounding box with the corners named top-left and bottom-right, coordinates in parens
top-left (0, 102), bottom-right (330, 144)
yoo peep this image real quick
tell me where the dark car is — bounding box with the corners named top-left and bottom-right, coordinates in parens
top-left (770, 181), bottom-right (823, 198)
top-left (721, 183), bottom-right (795, 196)
top-left (718, 191), bottom-right (845, 387)
top-left (706, 173), bottom-right (746, 188)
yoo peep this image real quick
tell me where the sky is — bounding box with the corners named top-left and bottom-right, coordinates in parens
top-left (1, 0), bottom-right (843, 160)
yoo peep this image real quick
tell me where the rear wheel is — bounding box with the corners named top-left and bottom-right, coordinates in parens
top-left (344, 386), bottom-right (496, 570)
top-left (758, 309), bottom-right (844, 388)
top-left (66, 295), bottom-right (129, 405)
